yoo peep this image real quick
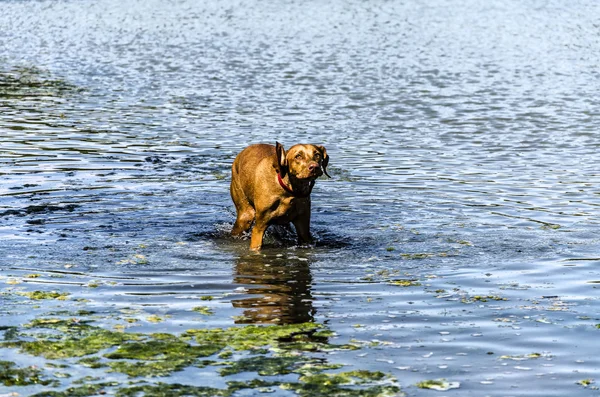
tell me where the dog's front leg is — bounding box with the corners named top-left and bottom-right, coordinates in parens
top-left (293, 214), bottom-right (312, 246)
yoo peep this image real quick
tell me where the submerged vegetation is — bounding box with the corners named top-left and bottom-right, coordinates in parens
top-left (0, 66), bottom-right (80, 100)
top-left (0, 360), bottom-right (58, 387)
top-left (388, 279), bottom-right (421, 287)
top-left (21, 290), bottom-right (70, 300)
top-left (192, 306), bottom-right (214, 315)
top-left (416, 379), bottom-right (460, 391)
top-left (461, 295), bottom-right (508, 304)
top-left (1, 313), bottom-right (401, 396)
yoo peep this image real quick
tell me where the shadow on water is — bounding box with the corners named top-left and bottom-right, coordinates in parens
top-left (232, 253), bottom-right (315, 325)
top-left (190, 224), bottom-right (349, 326)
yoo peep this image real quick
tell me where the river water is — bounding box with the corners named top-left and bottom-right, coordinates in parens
top-left (1, 0), bottom-right (600, 395)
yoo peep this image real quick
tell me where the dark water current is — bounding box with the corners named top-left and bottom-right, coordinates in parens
top-left (1, 0), bottom-right (600, 395)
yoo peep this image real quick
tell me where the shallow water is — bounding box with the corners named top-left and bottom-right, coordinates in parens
top-left (1, 0), bottom-right (600, 395)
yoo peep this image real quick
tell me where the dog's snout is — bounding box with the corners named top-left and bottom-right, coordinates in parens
top-left (308, 163), bottom-right (318, 172)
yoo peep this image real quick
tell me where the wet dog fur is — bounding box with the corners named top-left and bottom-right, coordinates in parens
top-left (230, 142), bottom-right (329, 250)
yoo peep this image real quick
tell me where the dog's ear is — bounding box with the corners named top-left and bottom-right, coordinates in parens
top-left (275, 142), bottom-right (288, 176)
top-left (315, 145), bottom-right (331, 178)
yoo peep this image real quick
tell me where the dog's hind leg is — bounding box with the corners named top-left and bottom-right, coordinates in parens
top-left (249, 215), bottom-right (268, 251)
top-left (232, 206), bottom-right (255, 236)
top-left (230, 177), bottom-right (255, 236)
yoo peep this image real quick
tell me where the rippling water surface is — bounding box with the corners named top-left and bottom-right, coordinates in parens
top-left (1, 0), bottom-right (600, 395)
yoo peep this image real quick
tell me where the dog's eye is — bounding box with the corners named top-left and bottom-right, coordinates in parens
top-left (314, 153), bottom-right (321, 160)
top-left (295, 153), bottom-right (303, 160)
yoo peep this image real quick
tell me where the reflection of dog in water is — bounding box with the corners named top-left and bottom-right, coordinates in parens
top-left (232, 254), bottom-right (315, 324)
top-left (230, 142), bottom-right (330, 251)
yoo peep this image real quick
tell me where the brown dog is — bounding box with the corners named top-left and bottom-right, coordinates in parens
top-left (230, 142), bottom-right (330, 250)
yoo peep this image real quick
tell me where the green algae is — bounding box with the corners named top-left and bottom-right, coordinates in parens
top-left (192, 306), bottom-right (214, 315)
top-left (281, 383), bottom-right (400, 397)
top-left (401, 253), bottom-right (433, 260)
top-left (298, 370), bottom-right (387, 385)
top-left (26, 317), bottom-right (95, 331)
top-left (21, 290), bottom-right (70, 300)
top-left (77, 357), bottom-right (107, 369)
top-left (44, 363), bottom-right (68, 369)
top-left (228, 374), bottom-right (401, 397)
top-left (1, 326), bottom-right (18, 340)
top-left (31, 382), bottom-right (118, 397)
top-left (219, 356), bottom-right (312, 376)
top-left (109, 359), bottom-right (195, 378)
top-left (146, 314), bottom-right (167, 323)
top-left (4, 318), bottom-right (140, 359)
top-left (295, 362), bottom-right (345, 376)
top-left (577, 379), bottom-right (594, 387)
top-left (499, 352), bottom-right (543, 361)
top-left (389, 279), bottom-right (421, 287)
top-left (416, 379), bottom-right (459, 391)
top-left (11, 330), bottom-right (135, 359)
top-left (226, 379), bottom-right (279, 393)
top-left (184, 322), bottom-right (324, 352)
top-left (462, 295), bottom-right (508, 304)
top-left (3, 317), bottom-right (400, 396)
top-left (218, 350), bottom-right (233, 359)
top-left (0, 67), bottom-right (80, 100)
top-left (105, 339), bottom-right (222, 361)
top-left (5, 319), bottom-right (337, 374)
top-left (72, 376), bottom-right (102, 384)
top-left (104, 338), bottom-right (222, 377)
top-left (283, 370), bottom-right (400, 397)
top-left (196, 359), bottom-right (220, 368)
top-left (541, 223), bottom-right (561, 230)
top-left (46, 310), bottom-right (95, 317)
top-left (416, 379), bottom-right (445, 389)
top-left (116, 383), bottom-right (231, 397)
top-left (5, 317), bottom-right (356, 378)
top-left (0, 360), bottom-right (58, 387)
top-left (313, 330), bottom-right (336, 338)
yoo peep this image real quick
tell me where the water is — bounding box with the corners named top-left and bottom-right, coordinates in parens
top-left (1, 0), bottom-right (600, 395)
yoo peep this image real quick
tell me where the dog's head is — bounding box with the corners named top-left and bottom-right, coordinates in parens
top-left (275, 142), bottom-right (330, 180)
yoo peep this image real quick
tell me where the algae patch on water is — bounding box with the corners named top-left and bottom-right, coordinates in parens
top-left (3, 316), bottom-right (401, 396)
top-left (115, 383), bottom-right (232, 397)
top-left (400, 253), bottom-right (434, 260)
top-left (0, 360), bottom-right (58, 387)
top-left (499, 352), bottom-right (545, 361)
top-left (281, 371), bottom-right (400, 397)
top-left (20, 290), bottom-right (70, 300)
top-left (105, 337), bottom-right (222, 377)
top-left (576, 379), bottom-right (595, 387)
top-left (0, 66), bottom-right (81, 99)
top-left (217, 356), bottom-right (343, 377)
top-left (462, 295), bottom-right (508, 304)
top-left (30, 382), bottom-right (119, 397)
top-left (4, 318), bottom-right (140, 359)
top-left (388, 279), bottom-right (421, 287)
top-left (192, 306), bottom-right (214, 315)
top-left (416, 379), bottom-right (460, 391)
